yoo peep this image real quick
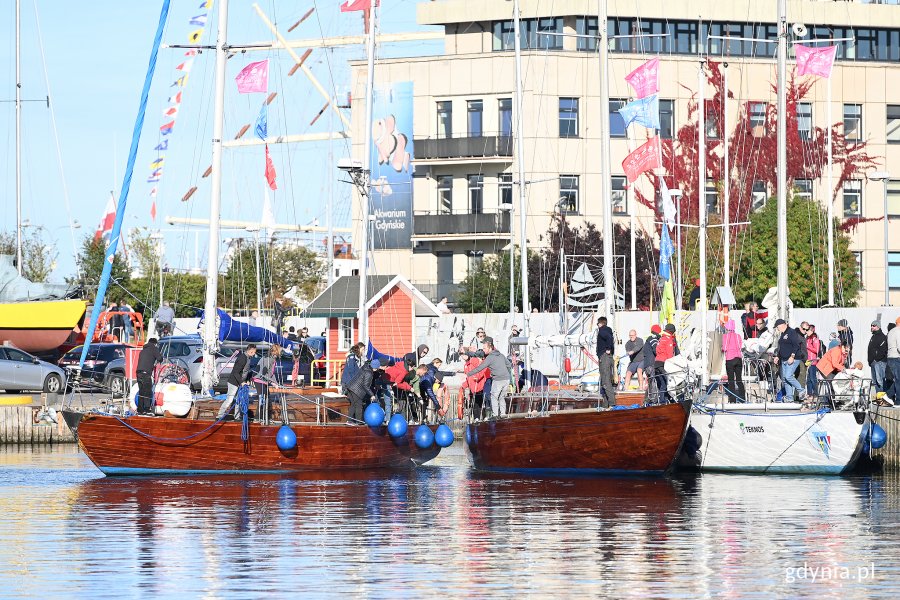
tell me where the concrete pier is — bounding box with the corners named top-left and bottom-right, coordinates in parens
top-left (871, 407), bottom-right (900, 471)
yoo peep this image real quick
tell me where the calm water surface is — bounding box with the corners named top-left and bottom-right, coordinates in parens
top-left (1, 445), bottom-right (899, 599)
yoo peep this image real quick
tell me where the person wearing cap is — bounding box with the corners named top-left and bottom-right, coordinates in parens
top-left (688, 279), bottom-right (701, 310)
top-left (595, 316), bottom-right (616, 405)
top-left (868, 321), bottom-right (888, 394)
top-left (887, 317), bottom-right (900, 401)
top-left (344, 357), bottom-right (377, 424)
top-left (654, 323), bottom-right (679, 402)
top-left (643, 324), bottom-right (662, 395)
top-left (805, 324), bottom-right (824, 399)
top-left (773, 318), bottom-right (805, 402)
top-left (837, 319), bottom-right (854, 368)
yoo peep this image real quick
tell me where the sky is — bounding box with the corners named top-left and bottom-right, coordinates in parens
top-left (0, 0), bottom-right (437, 282)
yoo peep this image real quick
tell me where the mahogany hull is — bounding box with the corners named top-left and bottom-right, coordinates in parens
top-left (465, 400), bottom-right (692, 475)
top-left (64, 411), bottom-right (441, 475)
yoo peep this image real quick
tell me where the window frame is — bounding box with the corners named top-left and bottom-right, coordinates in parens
top-left (559, 97), bottom-right (580, 138)
top-left (611, 175), bottom-right (628, 215)
top-left (498, 98), bottom-right (513, 138)
top-left (749, 101), bottom-right (767, 136)
top-left (658, 99), bottom-right (674, 139)
top-left (752, 180), bottom-right (768, 211)
top-left (797, 102), bottom-right (812, 141)
top-left (609, 98), bottom-right (627, 138)
top-left (468, 174), bottom-right (484, 214)
top-left (887, 104), bottom-right (900, 144)
top-left (436, 100), bottom-right (452, 139)
top-left (338, 318), bottom-right (353, 351)
top-left (794, 179), bottom-right (813, 200)
top-left (889, 252), bottom-right (900, 290)
top-left (499, 173), bottom-right (513, 206)
top-left (887, 179), bottom-right (900, 218)
top-left (843, 179), bottom-right (862, 217)
top-left (705, 182), bottom-right (720, 215)
top-left (467, 99), bottom-right (484, 138)
top-left (559, 174), bottom-right (580, 214)
top-left (843, 103), bottom-right (862, 142)
top-left (437, 175), bottom-right (453, 214)
top-left (853, 251), bottom-right (864, 290)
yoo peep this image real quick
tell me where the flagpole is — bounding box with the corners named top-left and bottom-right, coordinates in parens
top-left (598, 0), bottom-right (616, 322)
top-left (776, 0), bottom-right (789, 321)
top-left (827, 71), bottom-right (834, 306)
top-left (698, 60), bottom-right (709, 386)
top-left (15, 0), bottom-right (22, 275)
top-left (513, 0), bottom-right (531, 359)
top-left (358, 0), bottom-right (377, 348)
top-left (723, 62), bottom-right (731, 287)
top-left (627, 124), bottom-right (637, 310)
top-left (201, 0), bottom-right (229, 392)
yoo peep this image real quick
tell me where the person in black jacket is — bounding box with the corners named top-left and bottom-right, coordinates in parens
top-left (217, 344), bottom-right (257, 419)
top-left (773, 319), bottom-right (804, 402)
top-left (837, 319), bottom-right (854, 368)
top-left (345, 359), bottom-right (377, 424)
top-left (136, 338), bottom-right (163, 415)
top-left (869, 320), bottom-right (888, 393)
top-left (595, 316), bottom-right (616, 405)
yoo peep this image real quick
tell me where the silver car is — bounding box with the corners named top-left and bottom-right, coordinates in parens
top-left (0, 347), bottom-right (67, 393)
top-left (158, 336), bottom-right (205, 391)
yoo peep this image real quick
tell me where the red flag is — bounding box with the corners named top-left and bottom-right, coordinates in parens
top-left (265, 144), bottom-right (277, 190)
top-left (340, 0), bottom-right (379, 11)
top-left (94, 194), bottom-right (116, 242)
top-left (622, 137), bottom-right (661, 183)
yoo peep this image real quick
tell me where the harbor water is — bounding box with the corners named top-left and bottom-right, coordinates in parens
top-left (1, 445), bottom-right (899, 599)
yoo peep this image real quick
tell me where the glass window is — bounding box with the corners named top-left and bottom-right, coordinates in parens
top-left (559, 98), bottom-right (579, 138)
top-left (752, 180), bottom-right (768, 210)
top-left (499, 98), bottom-right (513, 138)
top-left (6, 348), bottom-right (32, 363)
top-left (468, 174), bottom-right (484, 214)
top-left (749, 102), bottom-right (767, 136)
top-left (437, 101), bottom-right (452, 138)
top-left (887, 105), bottom-right (900, 143)
top-left (888, 179), bottom-right (900, 217)
top-left (705, 99), bottom-right (720, 139)
top-left (467, 100), bottom-right (483, 138)
top-left (576, 16), bottom-right (598, 52)
top-left (339, 318), bottom-right (353, 351)
top-left (559, 175), bottom-right (580, 214)
top-left (612, 176), bottom-right (627, 215)
top-left (890, 252), bottom-right (900, 290)
top-left (492, 20), bottom-right (515, 51)
top-left (843, 180), bottom-right (862, 217)
top-left (610, 99), bottom-right (627, 138)
top-left (467, 250), bottom-right (484, 275)
top-left (525, 17), bottom-right (563, 50)
top-left (437, 175), bottom-right (452, 214)
top-left (853, 251), bottom-right (863, 290)
top-left (499, 173), bottom-right (513, 206)
top-left (844, 104), bottom-right (862, 141)
top-left (794, 179), bottom-right (812, 200)
top-left (659, 99), bottom-right (674, 139)
top-left (706, 182), bottom-right (719, 215)
top-left (797, 102), bottom-right (812, 141)
top-left (675, 21), bottom-right (697, 54)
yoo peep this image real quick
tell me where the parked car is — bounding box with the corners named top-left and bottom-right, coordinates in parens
top-left (0, 347), bottom-right (67, 393)
top-left (58, 343), bottom-right (128, 395)
top-left (158, 335), bottom-right (205, 391)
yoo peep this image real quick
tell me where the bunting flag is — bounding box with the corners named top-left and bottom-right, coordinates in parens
top-left (622, 137), bottom-right (661, 183)
top-left (144, 3), bottom-right (213, 217)
top-left (618, 94), bottom-right (660, 130)
top-left (795, 44), bottom-right (837, 78)
top-left (659, 223), bottom-right (674, 281)
top-left (624, 57), bottom-right (660, 99)
top-left (254, 101), bottom-right (268, 140)
top-left (94, 193), bottom-right (116, 242)
top-left (660, 177), bottom-right (677, 231)
top-left (264, 145), bottom-right (278, 190)
top-left (235, 60), bottom-right (269, 93)
top-left (341, 0), bottom-right (379, 11)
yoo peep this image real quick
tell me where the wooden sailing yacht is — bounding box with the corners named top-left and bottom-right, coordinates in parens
top-left (463, 0), bottom-right (692, 475)
top-left (63, 0), bottom-right (442, 475)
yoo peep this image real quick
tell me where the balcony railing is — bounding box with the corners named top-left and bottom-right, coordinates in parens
top-left (413, 210), bottom-right (511, 237)
top-left (413, 281), bottom-right (465, 304)
top-left (414, 134), bottom-right (513, 160)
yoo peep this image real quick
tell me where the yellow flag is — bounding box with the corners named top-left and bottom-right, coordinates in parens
top-left (188, 28), bottom-right (204, 43)
top-left (660, 279), bottom-right (675, 325)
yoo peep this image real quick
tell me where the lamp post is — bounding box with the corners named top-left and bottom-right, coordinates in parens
top-left (869, 171), bottom-right (892, 306)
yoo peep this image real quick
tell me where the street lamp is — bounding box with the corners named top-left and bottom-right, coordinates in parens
top-left (869, 171), bottom-right (892, 306)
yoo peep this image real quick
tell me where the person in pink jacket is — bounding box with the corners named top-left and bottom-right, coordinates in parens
top-left (722, 319), bottom-right (746, 402)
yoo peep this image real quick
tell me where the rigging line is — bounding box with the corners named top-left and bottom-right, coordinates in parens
top-left (31, 0), bottom-right (80, 278)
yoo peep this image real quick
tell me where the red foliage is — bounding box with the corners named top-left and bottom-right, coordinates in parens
top-left (635, 61), bottom-right (879, 228)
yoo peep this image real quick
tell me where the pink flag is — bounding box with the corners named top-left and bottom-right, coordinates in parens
top-left (265, 144), bottom-right (278, 190)
top-left (795, 44), bottom-right (837, 78)
top-left (235, 60), bottom-right (269, 94)
top-left (341, 0), bottom-right (379, 11)
top-left (150, 201), bottom-right (157, 221)
top-left (625, 57), bottom-right (660, 99)
top-left (622, 137), bottom-right (661, 183)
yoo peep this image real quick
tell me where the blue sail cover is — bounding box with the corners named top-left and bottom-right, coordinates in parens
top-left (214, 309), bottom-right (294, 348)
top-left (366, 341), bottom-right (404, 365)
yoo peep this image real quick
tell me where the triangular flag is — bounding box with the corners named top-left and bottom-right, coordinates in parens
top-left (261, 186), bottom-right (276, 230)
top-left (154, 140), bottom-right (169, 152)
top-left (163, 105), bottom-right (179, 117)
top-left (660, 177), bottom-right (677, 231)
top-left (190, 14), bottom-right (208, 27)
top-left (254, 101), bottom-right (268, 140)
top-left (150, 201), bottom-right (157, 220)
top-left (188, 28), bottom-right (204, 43)
top-left (172, 75), bottom-right (188, 87)
top-left (150, 187), bottom-right (158, 198)
top-left (184, 49), bottom-right (198, 57)
top-left (341, 0), bottom-right (380, 11)
top-left (150, 157), bottom-right (165, 169)
top-left (176, 59), bottom-right (194, 73)
top-left (264, 144), bottom-right (277, 190)
top-left (160, 121), bottom-right (175, 135)
top-left (168, 91), bottom-right (182, 104)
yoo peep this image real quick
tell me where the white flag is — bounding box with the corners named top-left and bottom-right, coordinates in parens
top-left (660, 178), bottom-right (677, 231)
top-left (261, 185), bottom-right (276, 231)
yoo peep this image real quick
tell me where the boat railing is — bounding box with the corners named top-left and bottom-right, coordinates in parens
top-left (815, 374), bottom-right (873, 412)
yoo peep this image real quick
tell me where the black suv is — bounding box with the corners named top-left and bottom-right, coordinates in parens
top-left (59, 343), bottom-right (129, 396)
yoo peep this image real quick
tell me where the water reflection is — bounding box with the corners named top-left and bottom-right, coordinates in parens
top-left (0, 448), bottom-right (898, 598)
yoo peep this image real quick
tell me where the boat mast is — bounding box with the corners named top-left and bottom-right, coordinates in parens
top-left (598, 0), bottom-right (615, 321)
top-left (201, 0), bottom-right (229, 391)
top-left (722, 63), bottom-right (730, 287)
top-left (512, 0), bottom-right (530, 351)
top-left (826, 58), bottom-right (834, 306)
top-left (776, 0), bottom-right (788, 320)
top-left (358, 0), bottom-right (377, 348)
top-left (15, 0), bottom-right (22, 275)
top-left (698, 60), bottom-right (709, 386)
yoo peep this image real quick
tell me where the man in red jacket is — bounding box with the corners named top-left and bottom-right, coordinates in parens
top-left (654, 324), bottom-right (679, 403)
